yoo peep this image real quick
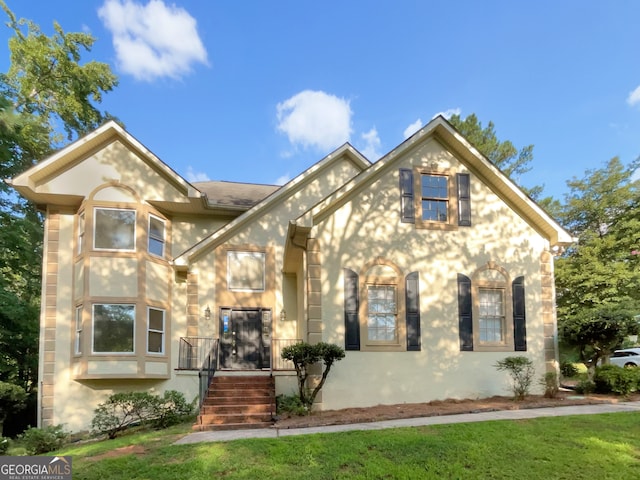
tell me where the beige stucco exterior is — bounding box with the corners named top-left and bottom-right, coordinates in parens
top-left (11, 118), bottom-right (572, 433)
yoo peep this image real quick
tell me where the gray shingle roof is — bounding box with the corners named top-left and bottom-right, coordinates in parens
top-left (192, 180), bottom-right (280, 209)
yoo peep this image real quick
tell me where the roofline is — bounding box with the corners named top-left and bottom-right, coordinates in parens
top-left (172, 143), bottom-right (371, 266)
top-left (296, 115), bottom-right (573, 247)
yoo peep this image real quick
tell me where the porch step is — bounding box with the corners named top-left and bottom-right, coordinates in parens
top-left (194, 375), bottom-right (276, 431)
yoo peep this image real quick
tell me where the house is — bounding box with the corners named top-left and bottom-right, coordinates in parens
top-left (10, 116), bottom-right (573, 433)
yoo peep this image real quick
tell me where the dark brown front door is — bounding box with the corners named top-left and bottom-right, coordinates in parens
top-left (219, 308), bottom-right (271, 369)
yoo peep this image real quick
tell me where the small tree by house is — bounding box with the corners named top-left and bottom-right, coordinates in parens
top-left (281, 342), bottom-right (345, 411)
top-left (495, 356), bottom-right (535, 401)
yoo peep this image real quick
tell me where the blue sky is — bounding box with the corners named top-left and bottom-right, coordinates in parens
top-left (3, 0), bottom-right (640, 200)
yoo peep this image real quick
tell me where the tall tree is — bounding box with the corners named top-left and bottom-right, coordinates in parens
top-left (0, 0), bottom-right (118, 399)
top-left (555, 157), bottom-right (640, 366)
top-left (449, 113), bottom-right (543, 199)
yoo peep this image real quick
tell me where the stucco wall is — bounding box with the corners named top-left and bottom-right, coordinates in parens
top-left (314, 138), bottom-right (550, 409)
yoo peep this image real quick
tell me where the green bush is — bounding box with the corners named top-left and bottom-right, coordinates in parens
top-left (18, 425), bottom-right (68, 454)
top-left (594, 364), bottom-right (639, 396)
top-left (0, 436), bottom-right (9, 454)
top-left (540, 371), bottom-right (560, 398)
top-left (281, 341), bottom-right (345, 409)
top-left (494, 356), bottom-right (535, 401)
top-left (574, 377), bottom-right (595, 394)
top-left (91, 390), bottom-right (194, 439)
top-left (276, 394), bottom-right (307, 416)
top-left (559, 361), bottom-right (579, 378)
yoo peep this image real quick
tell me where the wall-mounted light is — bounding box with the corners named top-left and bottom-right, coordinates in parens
top-left (204, 305), bottom-right (211, 319)
top-left (280, 309), bottom-right (287, 322)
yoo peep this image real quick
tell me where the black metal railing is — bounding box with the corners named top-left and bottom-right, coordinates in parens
top-left (271, 338), bottom-right (302, 371)
top-left (178, 337), bottom-right (213, 370)
top-left (198, 339), bottom-right (220, 409)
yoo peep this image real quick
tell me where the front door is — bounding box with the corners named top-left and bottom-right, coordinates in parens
top-left (219, 308), bottom-right (271, 369)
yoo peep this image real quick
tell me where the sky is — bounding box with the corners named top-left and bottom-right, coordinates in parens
top-left (2, 0), bottom-right (640, 201)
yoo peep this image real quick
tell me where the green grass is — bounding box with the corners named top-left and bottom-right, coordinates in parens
top-left (55, 413), bottom-right (640, 479)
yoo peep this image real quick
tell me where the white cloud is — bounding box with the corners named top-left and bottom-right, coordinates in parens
top-left (185, 166), bottom-right (209, 182)
top-left (274, 174), bottom-right (291, 186)
top-left (276, 90), bottom-right (352, 151)
top-left (360, 127), bottom-right (382, 161)
top-left (432, 108), bottom-right (461, 120)
top-left (627, 85), bottom-right (640, 107)
top-left (403, 118), bottom-right (423, 139)
top-left (98, 0), bottom-right (208, 81)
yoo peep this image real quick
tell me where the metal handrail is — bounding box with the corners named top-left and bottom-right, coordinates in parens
top-left (198, 339), bottom-right (220, 409)
top-left (178, 337), bottom-right (213, 370)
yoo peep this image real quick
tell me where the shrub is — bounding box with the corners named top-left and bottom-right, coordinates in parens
top-left (18, 425), bottom-right (68, 454)
top-left (574, 378), bottom-right (595, 394)
top-left (540, 371), bottom-right (560, 398)
top-left (152, 390), bottom-right (195, 429)
top-left (91, 390), bottom-right (194, 439)
top-left (281, 341), bottom-right (345, 409)
top-left (494, 356), bottom-right (535, 401)
top-left (594, 364), bottom-right (639, 396)
top-left (559, 361), bottom-right (579, 378)
top-left (0, 436), bottom-right (9, 455)
top-left (276, 394), bottom-right (307, 416)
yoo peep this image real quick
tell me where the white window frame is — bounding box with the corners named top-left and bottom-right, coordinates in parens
top-left (478, 287), bottom-right (506, 344)
top-left (91, 303), bottom-right (136, 354)
top-left (227, 251), bottom-right (266, 292)
top-left (146, 307), bottom-right (165, 355)
top-left (93, 207), bottom-right (136, 252)
top-left (75, 305), bottom-right (83, 354)
top-left (148, 215), bottom-right (166, 258)
top-left (366, 284), bottom-right (398, 343)
top-left (77, 212), bottom-right (85, 255)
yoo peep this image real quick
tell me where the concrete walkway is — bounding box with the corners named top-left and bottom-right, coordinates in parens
top-left (175, 401), bottom-right (640, 445)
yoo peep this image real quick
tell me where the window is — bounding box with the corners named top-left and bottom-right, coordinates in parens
top-left (75, 305), bottom-right (83, 354)
top-left (399, 168), bottom-right (471, 228)
top-left (457, 267), bottom-right (526, 352)
top-left (421, 174), bottom-right (448, 222)
top-left (92, 304), bottom-right (135, 353)
top-left (366, 285), bottom-right (397, 341)
top-left (77, 212), bottom-right (85, 255)
top-left (478, 288), bottom-right (505, 343)
top-left (147, 307), bottom-right (165, 354)
top-left (148, 215), bottom-right (165, 257)
top-left (94, 208), bottom-right (136, 251)
top-left (228, 251), bottom-right (266, 291)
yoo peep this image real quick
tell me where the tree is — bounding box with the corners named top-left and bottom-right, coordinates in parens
top-left (281, 342), bottom-right (345, 410)
top-left (0, 0), bottom-right (117, 411)
top-left (448, 113), bottom-right (543, 199)
top-left (0, 380), bottom-right (27, 435)
top-left (555, 157), bottom-right (640, 370)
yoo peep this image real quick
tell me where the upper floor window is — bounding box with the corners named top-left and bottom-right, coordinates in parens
top-left (92, 304), bottom-right (135, 354)
top-left (228, 251), bottom-right (266, 291)
top-left (148, 215), bottom-right (166, 257)
top-left (399, 168), bottom-right (471, 228)
top-left (94, 208), bottom-right (136, 251)
top-left (77, 212), bottom-right (85, 255)
top-left (421, 174), bottom-right (449, 223)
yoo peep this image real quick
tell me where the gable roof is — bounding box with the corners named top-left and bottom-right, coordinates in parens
top-left (173, 143), bottom-right (371, 266)
top-left (296, 116), bottom-right (573, 247)
top-left (192, 180), bottom-right (280, 210)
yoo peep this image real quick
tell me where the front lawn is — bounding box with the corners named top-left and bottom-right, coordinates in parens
top-left (57, 412), bottom-right (640, 479)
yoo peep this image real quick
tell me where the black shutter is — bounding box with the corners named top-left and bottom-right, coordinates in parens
top-left (457, 274), bottom-right (473, 351)
top-left (399, 168), bottom-right (415, 223)
top-left (344, 268), bottom-right (360, 350)
top-left (512, 276), bottom-right (527, 351)
top-left (405, 271), bottom-right (421, 351)
top-left (457, 173), bottom-right (471, 226)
